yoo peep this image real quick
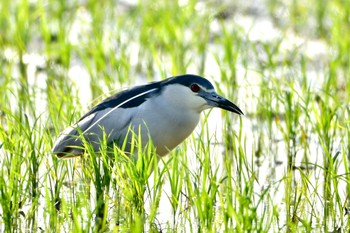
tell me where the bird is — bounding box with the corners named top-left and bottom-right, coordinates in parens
top-left (52, 74), bottom-right (243, 158)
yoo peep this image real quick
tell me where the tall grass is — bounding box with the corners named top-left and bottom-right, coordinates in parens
top-left (1, 0), bottom-right (350, 232)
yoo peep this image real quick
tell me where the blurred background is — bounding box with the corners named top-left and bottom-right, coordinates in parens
top-left (0, 0), bottom-right (349, 232)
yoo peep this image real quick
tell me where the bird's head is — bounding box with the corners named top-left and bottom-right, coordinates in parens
top-left (160, 74), bottom-right (244, 115)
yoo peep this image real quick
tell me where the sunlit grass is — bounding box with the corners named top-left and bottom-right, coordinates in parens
top-left (1, 0), bottom-right (350, 232)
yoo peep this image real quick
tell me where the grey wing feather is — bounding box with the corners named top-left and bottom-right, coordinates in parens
top-left (52, 113), bottom-right (97, 157)
top-left (52, 107), bottom-right (136, 158)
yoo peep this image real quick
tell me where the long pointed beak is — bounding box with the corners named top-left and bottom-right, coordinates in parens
top-left (200, 92), bottom-right (244, 115)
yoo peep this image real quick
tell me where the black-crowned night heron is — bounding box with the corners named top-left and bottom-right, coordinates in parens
top-left (52, 74), bottom-right (243, 158)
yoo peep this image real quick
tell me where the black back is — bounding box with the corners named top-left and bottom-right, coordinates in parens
top-left (79, 74), bottom-right (213, 120)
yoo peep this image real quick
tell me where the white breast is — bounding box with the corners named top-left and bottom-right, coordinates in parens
top-left (130, 91), bottom-right (201, 156)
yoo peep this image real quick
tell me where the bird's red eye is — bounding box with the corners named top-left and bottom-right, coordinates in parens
top-left (191, 84), bottom-right (200, 92)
